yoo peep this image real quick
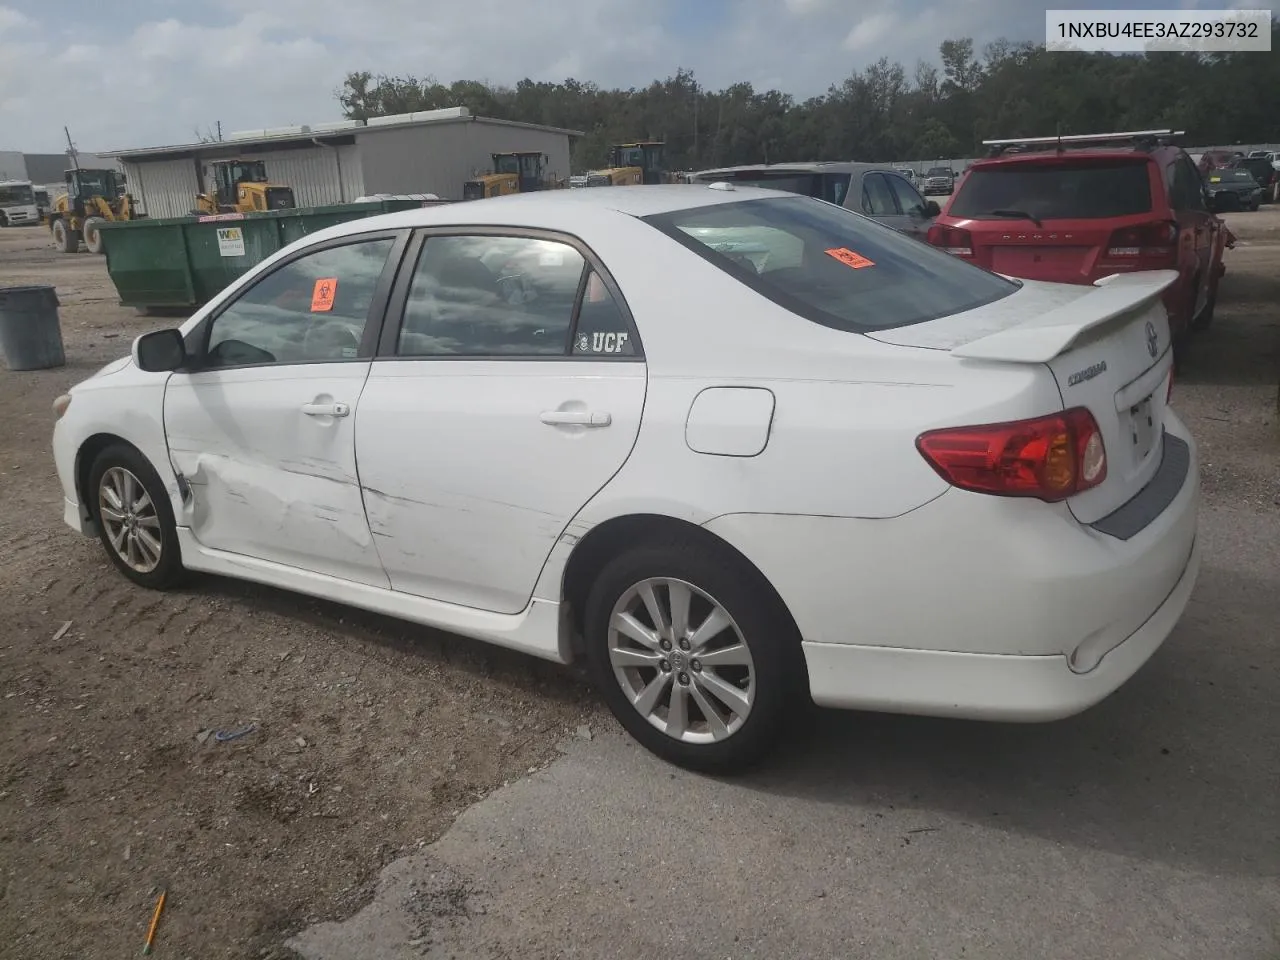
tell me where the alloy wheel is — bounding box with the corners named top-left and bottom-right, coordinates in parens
top-left (607, 577), bottom-right (756, 744)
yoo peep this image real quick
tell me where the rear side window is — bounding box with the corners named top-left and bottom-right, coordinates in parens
top-left (643, 196), bottom-right (1018, 333)
top-left (861, 174), bottom-right (898, 216)
top-left (949, 161), bottom-right (1154, 220)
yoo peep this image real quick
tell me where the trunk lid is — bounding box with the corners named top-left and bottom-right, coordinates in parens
top-left (869, 271), bottom-right (1178, 522)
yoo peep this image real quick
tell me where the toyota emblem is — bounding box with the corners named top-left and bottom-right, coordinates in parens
top-left (1144, 321), bottom-right (1158, 359)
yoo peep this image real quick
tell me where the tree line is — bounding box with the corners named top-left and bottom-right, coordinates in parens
top-left (339, 25), bottom-right (1280, 173)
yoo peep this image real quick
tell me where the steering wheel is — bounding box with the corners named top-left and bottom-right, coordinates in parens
top-left (303, 319), bottom-right (361, 360)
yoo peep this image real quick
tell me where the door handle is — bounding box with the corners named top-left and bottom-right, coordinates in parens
top-left (540, 409), bottom-right (611, 427)
top-left (302, 401), bottom-right (350, 418)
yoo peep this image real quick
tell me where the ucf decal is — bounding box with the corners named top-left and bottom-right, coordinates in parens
top-left (578, 331), bottom-right (630, 354)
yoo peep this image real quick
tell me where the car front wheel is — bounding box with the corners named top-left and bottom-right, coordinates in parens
top-left (88, 444), bottom-right (184, 589)
top-left (584, 536), bottom-right (800, 772)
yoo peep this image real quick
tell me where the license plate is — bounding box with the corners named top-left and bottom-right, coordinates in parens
top-left (1129, 395), bottom-right (1156, 460)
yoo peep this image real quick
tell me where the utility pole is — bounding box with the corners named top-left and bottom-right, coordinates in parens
top-left (64, 126), bottom-right (80, 170)
top-left (692, 81), bottom-right (699, 168)
top-left (217, 120), bottom-right (222, 142)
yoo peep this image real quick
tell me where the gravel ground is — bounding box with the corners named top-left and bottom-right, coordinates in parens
top-left (0, 225), bottom-right (594, 958)
top-left (2, 207), bottom-right (1278, 959)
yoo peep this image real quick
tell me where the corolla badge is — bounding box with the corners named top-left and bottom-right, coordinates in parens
top-left (1067, 360), bottom-right (1107, 386)
top-left (1145, 320), bottom-right (1158, 358)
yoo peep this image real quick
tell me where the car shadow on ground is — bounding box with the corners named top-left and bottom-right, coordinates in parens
top-left (187, 573), bottom-right (593, 704)
top-left (1177, 252), bottom-right (1280, 390)
top-left (744, 557), bottom-right (1279, 882)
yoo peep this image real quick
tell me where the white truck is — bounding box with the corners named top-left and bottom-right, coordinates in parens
top-left (0, 179), bottom-right (40, 227)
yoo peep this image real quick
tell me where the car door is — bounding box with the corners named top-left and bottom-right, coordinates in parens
top-left (355, 229), bottom-right (646, 614)
top-left (884, 173), bottom-right (934, 240)
top-left (162, 230), bottom-right (408, 585)
top-left (860, 172), bottom-right (907, 232)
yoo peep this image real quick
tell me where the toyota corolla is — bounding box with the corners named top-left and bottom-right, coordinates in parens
top-left (52, 185), bottom-right (1200, 771)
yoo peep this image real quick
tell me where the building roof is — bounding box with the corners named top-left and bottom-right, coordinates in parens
top-left (101, 108), bottom-right (583, 163)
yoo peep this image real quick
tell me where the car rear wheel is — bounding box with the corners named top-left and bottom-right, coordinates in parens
top-left (584, 536), bottom-right (800, 772)
top-left (88, 444), bottom-right (184, 590)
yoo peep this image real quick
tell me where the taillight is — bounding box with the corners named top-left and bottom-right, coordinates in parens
top-left (1104, 220), bottom-right (1178, 265)
top-left (916, 408), bottom-right (1107, 502)
top-left (926, 223), bottom-right (973, 257)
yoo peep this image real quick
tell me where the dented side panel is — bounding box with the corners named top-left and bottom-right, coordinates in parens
top-left (163, 362), bottom-right (390, 587)
top-left (355, 359), bottom-right (647, 614)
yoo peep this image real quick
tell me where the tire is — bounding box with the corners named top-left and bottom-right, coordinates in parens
top-left (82, 216), bottom-right (107, 254)
top-left (51, 218), bottom-right (78, 253)
top-left (87, 444), bottom-right (185, 590)
top-left (583, 535), bottom-right (802, 773)
top-left (0, 212), bottom-right (7, 227)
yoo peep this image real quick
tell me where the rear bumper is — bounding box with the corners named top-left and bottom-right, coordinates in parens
top-left (803, 533), bottom-right (1198, 720)
top-left (703, 413), bottom-right (1200, 720)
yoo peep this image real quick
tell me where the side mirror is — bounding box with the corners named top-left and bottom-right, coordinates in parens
top-left (132, 328), bottom-right (187, 372)
top-left (923, 200), bottom-right (941, 217)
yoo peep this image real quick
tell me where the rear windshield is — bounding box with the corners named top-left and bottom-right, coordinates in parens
top-left (643, 196), bottom-right (1018, 333)
top-left (696, 171), bottom-right (851, 206)
top-left (950, 161), bottom-right (1153, 220)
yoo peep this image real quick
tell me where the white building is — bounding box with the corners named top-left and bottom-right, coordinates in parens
top-left (99, 107), bottom-right (582, 219)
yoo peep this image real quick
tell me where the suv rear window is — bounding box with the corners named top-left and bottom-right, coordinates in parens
top-left (949, 160), bottom-right (1153, 220)
top-left (643, 196), bottom-right (1017, 333)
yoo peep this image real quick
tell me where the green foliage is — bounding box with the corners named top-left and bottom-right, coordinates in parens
top-left (338, 24), bottom-right (1280, 172)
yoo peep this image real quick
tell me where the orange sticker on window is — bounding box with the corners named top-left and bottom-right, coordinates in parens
top-left (825, 247), bottom-right (875, 269)
top-left (311, 278), bottom-right (337, 312)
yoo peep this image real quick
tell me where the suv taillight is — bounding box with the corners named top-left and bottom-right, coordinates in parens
top-left (926, 224), bottom-right (973, 257)
top-left (1103, 220), bottom-right (1179, 266)
top-left (916, 408), bottom-right (1107, 502)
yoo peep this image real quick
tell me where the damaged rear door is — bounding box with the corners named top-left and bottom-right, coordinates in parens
top-left (162, 231), bottom-right (408, 585)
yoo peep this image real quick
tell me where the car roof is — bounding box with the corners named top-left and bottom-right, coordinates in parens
top-left (970, 145), bottom-right (1173, 169)
top-left (302, 184), bottom-right (798, 244)
top-left (693, 161), bottom-right (892, 176)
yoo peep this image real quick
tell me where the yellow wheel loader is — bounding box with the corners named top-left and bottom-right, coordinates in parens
top-left (582, 142), bottom-right (670, 187)
top-left (462, 152), bottom-right (558, 200)
top-left (49, 167), bottom-right (140, 254)
top-left (193, 160), bottom-right (296, 216)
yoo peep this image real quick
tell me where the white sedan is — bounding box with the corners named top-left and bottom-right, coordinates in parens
top-left (52, 185), bottom-right (1200, 771)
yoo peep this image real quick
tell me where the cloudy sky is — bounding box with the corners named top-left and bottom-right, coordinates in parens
top-left (1, 0), bottom-right (1275, 152)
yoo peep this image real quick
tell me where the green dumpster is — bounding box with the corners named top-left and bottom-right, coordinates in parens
top-left (98, 199), bottom-right (428, 310)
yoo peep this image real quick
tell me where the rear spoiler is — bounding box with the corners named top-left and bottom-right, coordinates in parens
top-left (951, 270), bottom-right (1178, 364)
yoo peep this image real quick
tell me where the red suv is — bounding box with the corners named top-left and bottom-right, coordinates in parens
top-left (926, 131), bottom-right (1231, 340)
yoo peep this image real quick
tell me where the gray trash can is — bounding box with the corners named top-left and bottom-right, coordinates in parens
top-left (0, 285), bottom-right (65, 371)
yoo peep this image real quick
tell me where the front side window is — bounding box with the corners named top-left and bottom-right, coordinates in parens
top-left (861, 174), bottom-right (898, 216)
top-left (397, 235), bottom-right (586, 357)
top-left (645, 196), bottom-right (1018, 333)
top-left (204, 237), bottom-right (395, 368)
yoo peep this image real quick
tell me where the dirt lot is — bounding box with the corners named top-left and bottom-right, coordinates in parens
top-left (2, 211), bottom-right (1278, 960)
top-left (0, 226), bottom-right (595, 957)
